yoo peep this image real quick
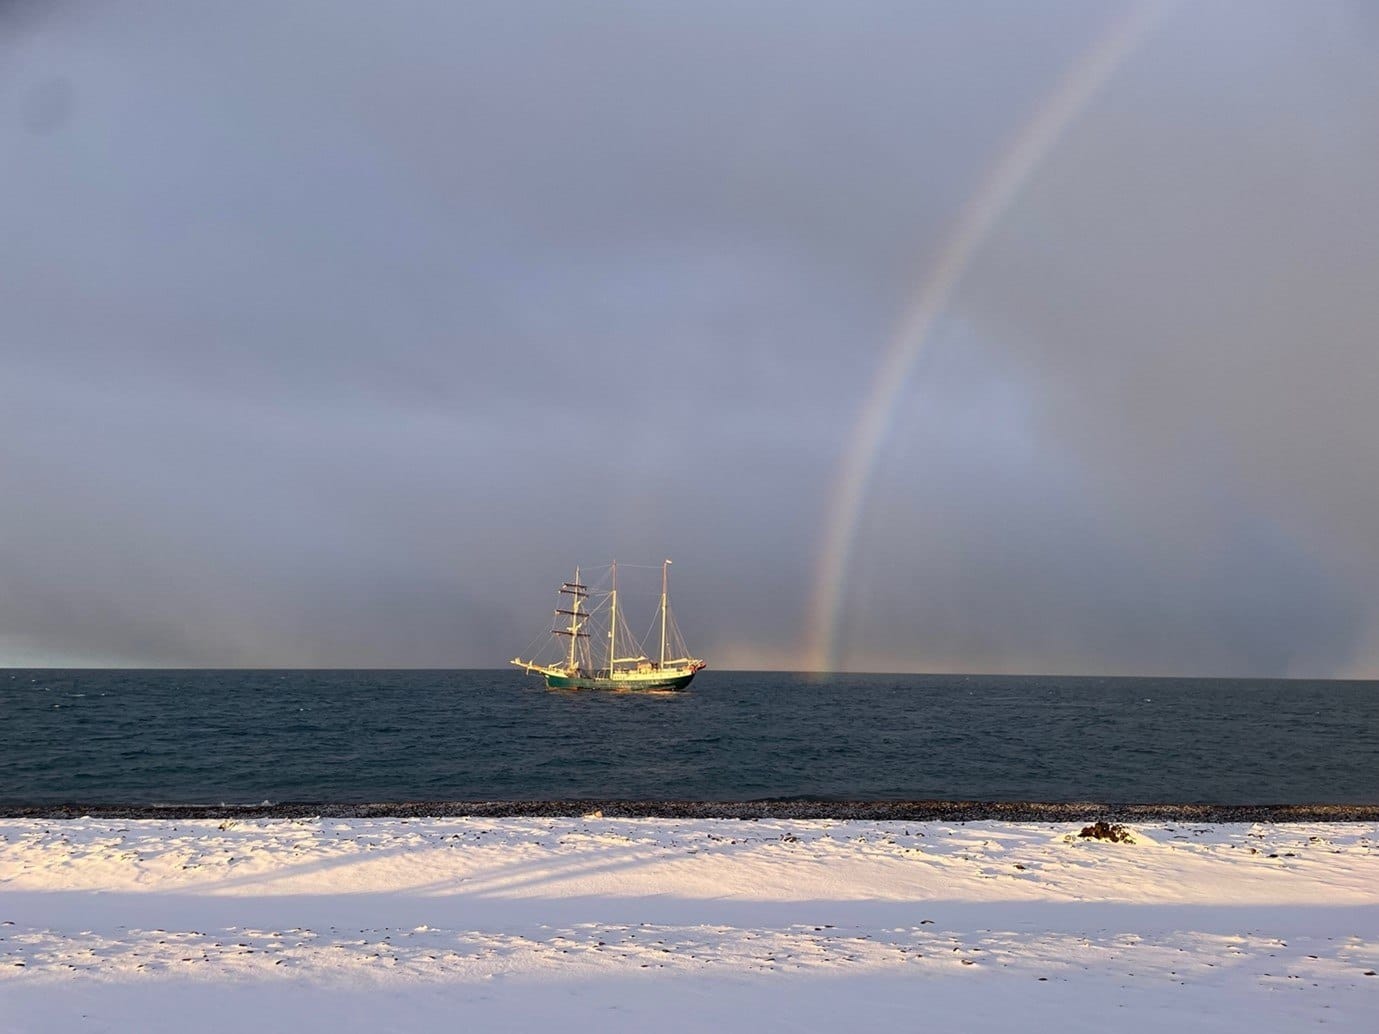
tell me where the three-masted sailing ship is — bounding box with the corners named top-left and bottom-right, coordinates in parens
top-left (511, 560), bottom-right (706, 691)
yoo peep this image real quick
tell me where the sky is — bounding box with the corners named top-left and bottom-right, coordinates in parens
top-left (3, 0), bottom-right (1378, 676)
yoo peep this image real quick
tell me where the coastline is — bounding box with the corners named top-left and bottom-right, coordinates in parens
top-left (5, 799), bottom-right (1379, 821)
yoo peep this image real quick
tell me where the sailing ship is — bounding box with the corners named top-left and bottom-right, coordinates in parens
top-left (511, 559), bottom-right (707, 691)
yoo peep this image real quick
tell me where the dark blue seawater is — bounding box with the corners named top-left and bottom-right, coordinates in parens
top-left (2, 669), bottom-right (1376, 805)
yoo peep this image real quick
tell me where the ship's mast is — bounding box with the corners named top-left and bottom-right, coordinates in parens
top-left (568, 567), bottom-right (580, 669)
top-left (555, 567), bottom-right (589, 672)
top-left (607, 560), bottom-right (617, 675)
top-left (660, 558), bottom-right (670, 668)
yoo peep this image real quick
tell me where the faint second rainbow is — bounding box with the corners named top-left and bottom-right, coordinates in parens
top-left (806, 1), bottom-right (1174, 674)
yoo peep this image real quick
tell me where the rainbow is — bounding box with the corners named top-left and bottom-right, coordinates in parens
top-left (806, 1), bottom-right (1174, 674)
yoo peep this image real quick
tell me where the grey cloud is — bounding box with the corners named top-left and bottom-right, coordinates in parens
top-left (847, 1), bottom-right (1379, 675)
top-left (3, 1), bottom-right (1376, 674)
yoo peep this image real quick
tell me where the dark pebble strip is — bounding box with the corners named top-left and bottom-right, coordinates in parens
top-left (3, 801), bottom-right (1378, 822)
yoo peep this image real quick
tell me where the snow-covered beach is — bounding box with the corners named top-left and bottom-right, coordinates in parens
top-left (2, 816), bottom-right (1376, 1031)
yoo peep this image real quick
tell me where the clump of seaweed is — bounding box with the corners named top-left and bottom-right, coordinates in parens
top-left (1078, 821), bottom-right (1135, 843)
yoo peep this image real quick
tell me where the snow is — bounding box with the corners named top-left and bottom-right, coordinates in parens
top-left (1, 817), bottom-right (1376, 1031)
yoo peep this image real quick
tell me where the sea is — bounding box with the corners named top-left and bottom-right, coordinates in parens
top-left (2, 669), bottom-right (1376, 806)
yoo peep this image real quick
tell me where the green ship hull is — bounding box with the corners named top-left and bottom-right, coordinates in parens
top-left (544, 671), bottom-right (698, 692)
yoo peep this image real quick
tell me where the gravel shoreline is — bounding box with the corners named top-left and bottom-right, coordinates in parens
top-left (4, 800), bottom-right (1378, 821)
